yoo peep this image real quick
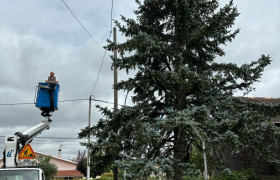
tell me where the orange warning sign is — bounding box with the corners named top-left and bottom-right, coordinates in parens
top-left (18, 143), bottom-right (36, 160)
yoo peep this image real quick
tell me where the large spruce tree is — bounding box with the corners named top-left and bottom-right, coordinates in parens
top-left (79, 0), bottom-right (280, 179)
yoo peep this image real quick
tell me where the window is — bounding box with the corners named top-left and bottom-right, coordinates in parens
top-left (41, 172), bottom-right (45, 180)
top-left (0, 170), bottom-right (39, 180)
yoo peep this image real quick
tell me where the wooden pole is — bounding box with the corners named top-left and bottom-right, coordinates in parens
top-left (87, 95), bottom-right (92, 180)
top-left (114, 27), bottom-right (118, 111)
top-left (113, 27), bottom-right (119, 180)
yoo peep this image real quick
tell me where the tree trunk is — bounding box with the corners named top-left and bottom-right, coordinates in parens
top-left (173, 4), bottom-right (185, 179)
top-left (114, 166), bottom-right (119, 180)
top-left (173, 126), bottom-right (185, 180)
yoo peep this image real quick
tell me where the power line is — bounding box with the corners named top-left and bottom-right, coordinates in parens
top-left (61, 0), bottom-right (102, 49)
top-left (0, 141), bottom-right (85, 146)
top-left (0, 98), bottom-right (124, 106)
top-left (111, 0), bottom-right (113, 32)
top-left (30, 137), bottom-right (85, 139)
top-left (61, 0), bottom-right (114, 95)
top-left (33, 140), bottom-right (86, 143)
top-left (28, 144), bottom-right (83, 146)
top-left (0, 102), bottom-right (34, 105)
top-left (3, 0), bottom-right (127, 109)
top-left (0, 140), bottom-right (85, 143)
top-left (0, 136), bottom-right (86, 139)
top-left (91, 46), bottom-right (109, 95)
top-left (0, 140), bottom-right (82, 144)
top-left (91, 0), bottom-right (114, 95)
top-left (61, 0), bottom-right (124, 94)
top-left (118, 73), bottom-right (127, 80)
top-left (59, 98), bottom-right (87, 102)
top-left (0, 137), bottom-right (94, 144)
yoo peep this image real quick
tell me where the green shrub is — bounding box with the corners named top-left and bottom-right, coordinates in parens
top-left (100, 172), bottom-right (114, 180)
top-left (100, 178), bottom-right (113, 180)
top-left (211, 169), bottom-right (259, 180)
top-left (101, 172), bottom-right (113, 177)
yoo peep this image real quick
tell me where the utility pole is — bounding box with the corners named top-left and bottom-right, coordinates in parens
top-left (87, 95), bottom-right (92, 180)
top-left (113, 27), bottom-right (119, 180)
top-left (113, 29), bottom-right (118, 110)
top-left (203, 141), bottom-right (208, 179)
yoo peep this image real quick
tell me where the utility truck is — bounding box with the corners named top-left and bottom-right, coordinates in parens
top-left (0, 81), bottom-right (60, 180)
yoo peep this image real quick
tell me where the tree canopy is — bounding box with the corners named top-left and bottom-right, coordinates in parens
top-left (37, 155), bottom-right (58, 180)
top-left (79, 0), bottom-right (280, 179)
top-left (72, 150), bottom-right (87, 177)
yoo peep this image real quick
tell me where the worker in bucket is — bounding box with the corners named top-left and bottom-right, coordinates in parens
top-left (45, 71), bottom-right (59, 83)
top-left (42, 71), bottom-right (58, 116)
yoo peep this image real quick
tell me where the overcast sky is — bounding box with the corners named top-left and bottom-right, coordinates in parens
top-left (0, 0), bottom-right (279, 161)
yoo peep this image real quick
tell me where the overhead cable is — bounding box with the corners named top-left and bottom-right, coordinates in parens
top-left (61, 0), bottom-right (102, 49)
top-left (0, 98), bottom-right (123, 106)
top-left (0, 136), bottom-right (87, 139)
top-left (0, 102), bottom-right (35, 105)
top-left (62, 0), bottom-right (126, 94)
top-left (91, 0), bottom-right (114, 95)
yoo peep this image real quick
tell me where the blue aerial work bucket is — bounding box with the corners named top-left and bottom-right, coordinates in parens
top-left (35, 82), bottom-right (60, 112)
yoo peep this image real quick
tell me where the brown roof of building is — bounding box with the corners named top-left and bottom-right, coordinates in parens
top-left (236, 97), bottom-right (280, 105)
top-left (55, 170), bottom-right (84, 177)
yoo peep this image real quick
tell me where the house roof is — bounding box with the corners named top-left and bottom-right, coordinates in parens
top-left (236, 97), bottom-right (280, 105)
top-left (0, 151), bottom-right (77, 165)
top-left (55, 170), bottom-right (84, 177)
top-left (34, 151), bottom-right (77, 165)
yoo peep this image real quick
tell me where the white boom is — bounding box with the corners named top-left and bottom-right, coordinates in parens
top-left (3, 117), bottom-right (52, 168)
top-left (1, 82), bottom-right (58, 180)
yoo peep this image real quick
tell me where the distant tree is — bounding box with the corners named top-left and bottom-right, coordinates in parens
top-left (88, 153), bottom-right (115, 178)
top-left (71, 149), bottom-right (114, 178)
top-left (37, 155), bottom-right (58, 180)
top-left (74, 150), bottom-right (87, 176)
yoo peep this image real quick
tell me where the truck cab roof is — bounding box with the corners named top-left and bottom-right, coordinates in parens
top-left (0, 168), bottom-right (45, 180)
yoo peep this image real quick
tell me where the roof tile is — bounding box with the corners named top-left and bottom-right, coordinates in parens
top-left (55, 170), bottom-right (84, 177)
top-left (237, 97), bottom-right (280, 105)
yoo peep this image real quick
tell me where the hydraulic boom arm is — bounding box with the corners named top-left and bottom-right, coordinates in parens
top-left (3, 118), bottom-right (52, 168)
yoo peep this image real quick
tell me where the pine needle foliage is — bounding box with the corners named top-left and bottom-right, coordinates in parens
top-left (79, 0), bottom-right (280, 179)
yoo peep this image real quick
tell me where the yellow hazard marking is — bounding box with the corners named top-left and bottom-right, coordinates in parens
top-left (18, 143), bottom-right (36, 160)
